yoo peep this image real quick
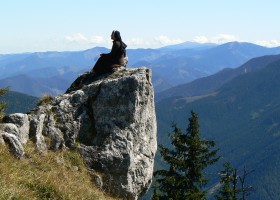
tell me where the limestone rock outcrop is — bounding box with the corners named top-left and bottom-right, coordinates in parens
top-left (0, 130), bottom-right (24, 158)
top-left (0, 67), bottom-right (157, 199)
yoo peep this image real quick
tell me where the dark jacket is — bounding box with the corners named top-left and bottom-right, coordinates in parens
top-left (93, 40), bottom-right (125, 74)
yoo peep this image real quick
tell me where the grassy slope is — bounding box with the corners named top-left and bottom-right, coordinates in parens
top-left (0, 143), bottom-right (119, 200)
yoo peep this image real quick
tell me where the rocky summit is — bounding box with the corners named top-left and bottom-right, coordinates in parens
top-left (0, 67), bottom-right (157, 200)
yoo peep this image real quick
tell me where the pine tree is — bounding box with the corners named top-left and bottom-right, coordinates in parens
top-left (153, 111), bottom-right (220, 200)
top-left (215, 163), bottom-right (254, 200)
top-left (0, 87), bottom-right (8, 121)
top-left (215, 162), bottom-right (238, 200)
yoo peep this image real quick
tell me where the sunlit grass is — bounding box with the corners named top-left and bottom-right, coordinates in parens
top-left (0, 143), bottom-right (118, 200)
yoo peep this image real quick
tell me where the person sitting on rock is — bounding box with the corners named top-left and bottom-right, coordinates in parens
top-left (65, 30), bottom-right (128, 94)
top-left (92, 30), bottom-right (128, 74)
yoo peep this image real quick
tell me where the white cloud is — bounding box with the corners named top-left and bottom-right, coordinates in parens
top-left (89, 36), bottom-right (107, 44)
top-left (193, 34), bottom-right (240, 44)
top-left (125, 36), bottom-right (184, 48)
top-left (126, 38), bottom-right (148, 46)
top-left (193, 36), bottom-right (209, 43)
top-left (65, 33), bottom-right (109, 45)
top-left (193, 34), bottom-right (280, 47)
top-left (154, 35), bottom-right (183, 45)
top-left (213, 34), bottom-right (239, 43)
top-left (254, 40), bottom-right (280, 47)
top-left (65, 33), bottom-right (88, 42)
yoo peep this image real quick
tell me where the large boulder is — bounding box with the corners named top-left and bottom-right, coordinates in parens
top-left (0, 68), bottom-right (157, 199)
top-left (77, 68), bottom-right (157, 199)
top-left (2, 113), bottom-right (30, 144)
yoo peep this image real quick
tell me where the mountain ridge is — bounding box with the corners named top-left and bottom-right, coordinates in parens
top-left (0, 74), bottom-right (69, 97)
top-left (156, 54), bottom-right (280, 101)
top-left (2, 42), bottom-right (280, 95)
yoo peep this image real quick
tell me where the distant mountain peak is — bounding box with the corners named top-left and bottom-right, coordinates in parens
top-left (159, 41), bottom-right (217, 50)
top-left (221, 41), bottom-right (265, 48)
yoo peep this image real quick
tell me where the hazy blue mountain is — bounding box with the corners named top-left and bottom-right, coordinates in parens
top-left (2, 42), bottom-right (280, 95)
top-left (0, 74), bottom-right (70, 97)
top-left (154, 42), bottom-right (280, 74)
top-left (151, 72), bottom-right (174, 92)
top-left (0, 65), bottom-right (90, 97)
top-left (156, 54), bottom-right (280, 101)
top-left (158, 41), bottom-right (217, 50)
top-left (0, 47), bottom-right (107, 79)
top-left (132, 42), bottom-right (280, 91)
top-left (0, 53), bottom-right (31, 65)
top-left (196, 42), bottom-right (280, 71)
top-left (155, 57), bottom-right (280, 200)
top-left (126, 48), bottom-right (168, 65)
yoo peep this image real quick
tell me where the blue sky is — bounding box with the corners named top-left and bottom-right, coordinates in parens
top-left (1, 0), bottom-right (280, 53)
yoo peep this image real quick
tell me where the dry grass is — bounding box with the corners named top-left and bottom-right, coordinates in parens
top-left (37, 94), bottom-right (54, 106)
top-left (0, 143), bottom-right (118, 200)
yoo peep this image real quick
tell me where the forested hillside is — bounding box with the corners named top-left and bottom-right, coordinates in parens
top-left (156, 58), bottom-right (280, 199)
top-left (0, 90), bottom-right (38, 114)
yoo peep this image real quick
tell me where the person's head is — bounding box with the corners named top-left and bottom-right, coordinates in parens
top-left (111, 30), bottom-right (122, 41)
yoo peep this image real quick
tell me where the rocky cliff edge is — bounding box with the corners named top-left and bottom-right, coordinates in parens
top-left (0, 67), bottom-right (157, 200)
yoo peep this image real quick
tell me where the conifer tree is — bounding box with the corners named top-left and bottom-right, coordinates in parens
top-left (0, 88), bottom-right (8, 121)
top-left (153, 111), bottom-right (220, 200)
top-left (215, 162), bottom-right (238, 200)
top-left (215, 162), bottom-right (254, 200)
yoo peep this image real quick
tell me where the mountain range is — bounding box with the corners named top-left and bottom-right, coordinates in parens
top-left (1, 42), bottom-right (280, 96)
top-left (156, 54), bottom-right (280, 102)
